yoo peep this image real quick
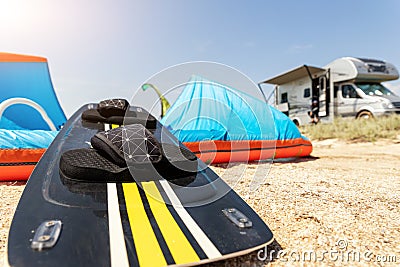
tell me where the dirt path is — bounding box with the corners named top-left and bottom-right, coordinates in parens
top-left (1, 140), bottom-right (400, 266)
top-left (207, 139), bottom-right (400, 266)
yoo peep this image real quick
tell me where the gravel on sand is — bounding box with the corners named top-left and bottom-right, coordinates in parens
top-left (1, 139), bottom-right (399, 266)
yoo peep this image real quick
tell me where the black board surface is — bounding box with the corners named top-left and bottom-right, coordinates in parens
top-left (7, 104), bottom-right (273, 267)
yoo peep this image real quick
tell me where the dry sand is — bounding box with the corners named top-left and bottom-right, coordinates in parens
top-left (1, 139), bottom-right (400, 266)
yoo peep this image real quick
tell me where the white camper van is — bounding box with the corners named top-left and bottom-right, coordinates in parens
top-left (260, 57), bottom-right (400, 125)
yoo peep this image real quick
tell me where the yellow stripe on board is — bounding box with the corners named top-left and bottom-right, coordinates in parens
top-left (142, 181), bottom-right (200, 265)
top-left (122, 183), bottom-right (167, 267)
top-left (111, 124), bottom-right (119, 129)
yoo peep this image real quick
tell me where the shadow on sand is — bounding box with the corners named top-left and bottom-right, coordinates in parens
top-left (272, 155), bottom-right (319, 163)
top-left (0, 181), bottom-right (27, 186)
top-left (212, 155), bottom-right (319, 170)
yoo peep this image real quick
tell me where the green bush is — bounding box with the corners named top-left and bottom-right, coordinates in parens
top-left (300, 114), bottom-right (400, 142)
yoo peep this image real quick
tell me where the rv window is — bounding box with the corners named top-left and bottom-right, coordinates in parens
top-left (304, 88), bottom-right (310, 98)
top-left (356, 83), bottom-right (397, 96)
top-left (281, 92), bottom-right (288, 103)
top-left (342, 85), bottom-right (360, 99)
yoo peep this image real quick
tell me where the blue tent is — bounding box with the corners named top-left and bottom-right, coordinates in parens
top-left (161, 76), bottom-right (312, 163)
top-left (0, 52), bottom-right (65, 181)
top-left (0, 52), bottom-right (66, 131)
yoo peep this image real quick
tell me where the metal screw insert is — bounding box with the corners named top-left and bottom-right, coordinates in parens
top-left (45, 221), bottom-right (55, 227)
top-left (38, 235), bottom-right (51, 242)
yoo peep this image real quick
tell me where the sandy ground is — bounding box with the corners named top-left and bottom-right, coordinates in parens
top-left (1, 139), bottom-right (400, 266)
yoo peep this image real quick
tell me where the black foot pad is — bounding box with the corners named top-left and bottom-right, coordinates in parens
top-left (60, 149), bottom-right (133, 183)
top-left (59, 124), bottom-right (199, 183)
top-left (81, 99), bottom-right (156, 128)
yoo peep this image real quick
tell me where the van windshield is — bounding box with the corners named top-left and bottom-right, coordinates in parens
top-left (356, 83), bottom-right (397, 96)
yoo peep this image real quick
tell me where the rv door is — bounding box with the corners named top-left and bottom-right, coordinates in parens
top-left (311, 73), bottom-right (329, 117)
top-left (318, 76), bottom-right (327, 117)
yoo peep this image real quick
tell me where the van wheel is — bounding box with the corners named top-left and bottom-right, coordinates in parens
top-left (357, 111), bottom-right (373, 119)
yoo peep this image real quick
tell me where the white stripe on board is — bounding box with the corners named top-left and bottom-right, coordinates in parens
top-left (105, 123), bottom-right (129, 266)
top-left (159, 180), bottom-right (222, 259)
top-left (107, 183), bottom-right (130, 267)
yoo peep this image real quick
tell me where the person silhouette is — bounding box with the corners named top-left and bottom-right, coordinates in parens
top-left (308, 95), bottom-right (320, 124)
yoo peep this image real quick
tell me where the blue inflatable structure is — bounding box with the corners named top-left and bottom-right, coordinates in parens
top-left (0, 52), bottom-right (66, 180)
top-left (161, 76), bottom-right (312, 163)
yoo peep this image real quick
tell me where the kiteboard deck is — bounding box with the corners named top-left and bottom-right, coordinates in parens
top-left (7, 104), bottom-right (273, 267)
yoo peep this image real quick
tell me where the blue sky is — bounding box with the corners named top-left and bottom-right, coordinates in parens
top-left (1, 0), bottom-right (400, 116)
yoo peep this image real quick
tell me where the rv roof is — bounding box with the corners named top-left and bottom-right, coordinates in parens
top-left (261, 65), bottom-right (326, 85)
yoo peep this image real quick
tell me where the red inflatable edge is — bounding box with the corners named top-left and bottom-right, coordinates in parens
top-left (0, 148), bottom-right (46, 181)
top-left (183, 138), bottom-right (313, 164)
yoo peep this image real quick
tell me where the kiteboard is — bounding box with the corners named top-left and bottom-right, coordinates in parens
top-left (7, 100), bottom-right (273, 267)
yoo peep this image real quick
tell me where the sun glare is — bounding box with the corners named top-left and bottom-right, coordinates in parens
top-left (0, 2), bottom-right (23, 22)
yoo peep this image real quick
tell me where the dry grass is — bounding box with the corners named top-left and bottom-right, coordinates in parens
top-left (301, 114), bottom-right (400, 142)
